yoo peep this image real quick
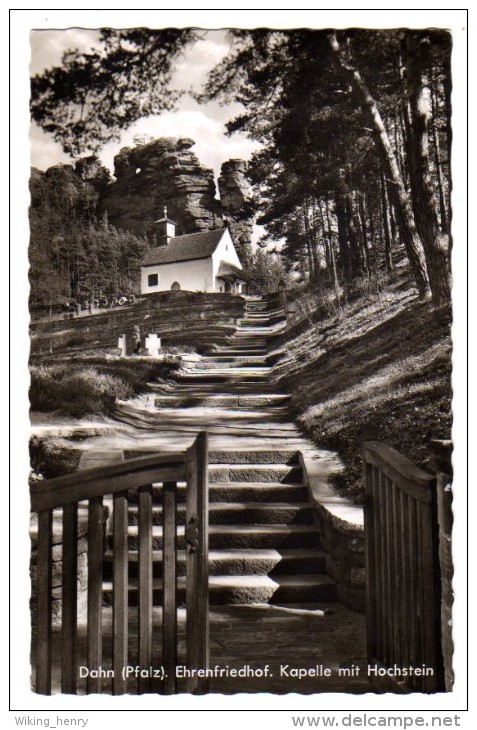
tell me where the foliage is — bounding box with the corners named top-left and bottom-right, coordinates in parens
top-left (31, 29), bottom-right (198, 156)
top-left (272, 269), bottom-right (452, 500)
top-left (29, 167), bottom-right (150, 306)
top-left (242, 248), bottom-right (293, 293)
top-left (29, 357), bottom-right (178, 417)
top-left (30, 28), bottom-right (453, 304)
top-left (203, 29), bottom-right (452, 302)
top-left (29, 436), bottom-right (83, 479)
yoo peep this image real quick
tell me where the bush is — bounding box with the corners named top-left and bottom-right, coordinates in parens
top-left (29, 436), bottom-right (83, 479)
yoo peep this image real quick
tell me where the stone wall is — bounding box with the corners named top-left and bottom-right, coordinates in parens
top-left (299, 452), bottom-right (366, 613)
top-left (30, 292), bottom-right (246, 356)
top-left (29, 507), bottom-right (95, 627)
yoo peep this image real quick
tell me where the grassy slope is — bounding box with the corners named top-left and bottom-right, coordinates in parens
top-left (29, 356), bottom-right (178, 417)
top-left (273, 268), bottom-right (452, 501)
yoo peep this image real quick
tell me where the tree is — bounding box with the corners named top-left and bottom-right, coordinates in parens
top-left (403, 31), bottom-right (451, 304)
top-left (29, 166), bottom-right (149, 305)
top-left (31, 29), bottom-right (198, 156)
top-left (326, 32), bottom-right (431, 299)
top-left (31, 27), bottom-right (452, 305)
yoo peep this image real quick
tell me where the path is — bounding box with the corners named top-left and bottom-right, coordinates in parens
top-left (37, 296), bottom-right (371, 693)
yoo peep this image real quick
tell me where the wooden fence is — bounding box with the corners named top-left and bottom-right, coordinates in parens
top-left (30, 432), bottom-right (209, 696)
top-left (362, 440), bottom-right (449, 693)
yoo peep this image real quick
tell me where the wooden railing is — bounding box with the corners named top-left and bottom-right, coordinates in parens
top-left (30, 432), bottom-right (209, 695)
top-left (362, 440), bottom-right (445, 693)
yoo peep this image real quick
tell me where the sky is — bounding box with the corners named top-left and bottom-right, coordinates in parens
top-left (29, 29), bottom-right (261, 183)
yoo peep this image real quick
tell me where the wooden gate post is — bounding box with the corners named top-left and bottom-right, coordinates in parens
top-left (430, 439), bottom-right (454, 692)
top-left (185, 431), bottom-right (209, 694)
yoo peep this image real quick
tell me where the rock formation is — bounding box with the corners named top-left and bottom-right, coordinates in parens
top-left (31, 137), bottom-right (257, 264)
top-left (75, 155), bottom-right (111, 191)
top-left (218, 159), bottom-right (256, 264)
top-left (97, 137), bottom-right (223, 239)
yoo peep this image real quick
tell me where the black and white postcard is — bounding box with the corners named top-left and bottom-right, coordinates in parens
top-left (9, 6), bottom-right (469, 724)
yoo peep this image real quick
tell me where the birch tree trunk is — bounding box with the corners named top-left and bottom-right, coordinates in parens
top-left (328, 32), bottom-right (431, 299)
top-left (406, 32), bottom-right (451, 304)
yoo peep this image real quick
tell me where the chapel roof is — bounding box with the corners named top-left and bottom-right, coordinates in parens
top-left (142, 229), bottom-right (226, 266)
top-left (216, 261), bottom-right (249, 280)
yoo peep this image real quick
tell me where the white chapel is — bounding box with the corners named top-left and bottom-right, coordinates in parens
top-left (140, 209), bottom-right (248, 294)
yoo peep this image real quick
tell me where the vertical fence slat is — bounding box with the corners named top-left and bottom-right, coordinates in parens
top-left (376, 467), bottom-right (386, 664)
top-left (36, 510), bottom-right (53, 695)
top-left (415, 500), bottom-right (426, 692)
top-left (363, 462), bottom-right (377, 662)
top-left (363, 441), bottom-right (445, 693)
top-left (420, 493), bottom-right (440, 692)
top-left (389, 479), bottom-right (399, 668)
top-left (62, 503), bottom-right (78, 694)
top-left (87, 497), bottom-right (104, 694)
top-left (138, 485), bottom-right (153, 694)
top-left (398, 490), bottom-right (410, 671)
top-left (407, 493), bottom-right (419, 685)
top-left (372, 466), bottom-right (383, 661)
top-left (431, 440), bottom-right (454, 691)
top-left (380, 472), bottom-right (389, 665)
top-left (186, 431), bottom-right (209, 695)
top-left (113, 491), bottom-right (129, 695)
top-left (162, 482), bottom-right (178, 694)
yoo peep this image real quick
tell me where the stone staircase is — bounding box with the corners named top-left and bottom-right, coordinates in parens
top-left (102, 448), bottom-right (336, 606)
top-left (104, 297), bottom-right (338, 609)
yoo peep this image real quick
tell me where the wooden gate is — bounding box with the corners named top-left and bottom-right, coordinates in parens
top-left (30, 432), bottom-right (209, 695)
top-left (362, 440), bottom-right (445, 693)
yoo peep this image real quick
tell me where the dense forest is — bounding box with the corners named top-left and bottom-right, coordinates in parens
top-left (200, 29), bottom-right (452, 306)
top-left (31, 28), bottom-right (452, 308)
top-left (29, 164), bottom-right (150, 307)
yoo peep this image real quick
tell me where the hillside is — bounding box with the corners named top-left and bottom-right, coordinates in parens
top-left (29, 137), bottom-right (256, 308)
top-left (30, 267), bottom-right (452, 502)
top-left (271, 266), bottom-right (452, 500)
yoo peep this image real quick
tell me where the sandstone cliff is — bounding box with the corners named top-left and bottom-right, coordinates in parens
top-left (218, 159), bottom-right (256, 264)
top-left (97, 137), bottom-right (223, 239)
top-left (32, 137), bottom-right (257, 263)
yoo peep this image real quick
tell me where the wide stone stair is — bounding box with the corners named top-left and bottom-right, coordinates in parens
top-left (105, 297), bottom-right (338, 609)
top-left (102, 447), bottom-right (336, 607)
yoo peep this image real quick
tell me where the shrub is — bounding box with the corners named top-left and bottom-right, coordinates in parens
top-left (29, 357), bottom-right (178, 417)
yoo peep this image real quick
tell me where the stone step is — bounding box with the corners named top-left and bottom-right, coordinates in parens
top-left (185, 360), bottom-right (269, 370)
top-left (123, 448), bottom-right (299, 466)
top-left (208, 463), bottom-right (303, 483)
top-left (180, 365), bottom-right (272, 375)
top-left (210, 349), bottom-right (269, 356)
top-left (201, 355), bottom-right (269, 363)
top-left (154, 394), bottom-right (290, 408)
top-left (102, 573), bottom-right (336, 606)
top-left (127, 524), bottom-right (320, 550)
top-left (151, 380), bottom-right (280, 393)
top-left (126, 502), bottom-right (313, 526)
top-left (208, 482), bottom-right (308, 502)
top-left (212, 344), bottom-right (269, 350)
top-left (175, 373), bottom-right (270, 384)
top-left (125, 482), bottom-right (309, 504)
top-left (209, 449), bottom-right (299, 464)
top-left (103, 548), bottom-right (327, 579)
top-left (229, 335), bottom-right (270, 342)
top-left (235, 326), bottom-right (273, 333)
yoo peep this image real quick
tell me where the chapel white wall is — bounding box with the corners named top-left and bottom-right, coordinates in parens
top-left (211, 230), bottom-right (242, 277)
top-left (140, 257), bottom-right (214, 293)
